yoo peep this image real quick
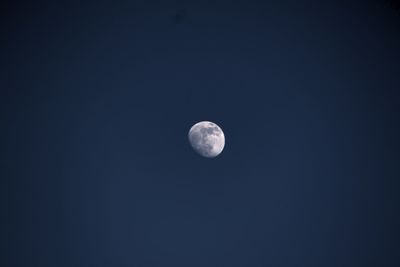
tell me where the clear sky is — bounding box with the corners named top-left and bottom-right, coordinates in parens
top-left (1, 0), bottom-right (400, 266)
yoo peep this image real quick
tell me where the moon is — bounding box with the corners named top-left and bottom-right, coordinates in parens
top-left (188, 121), bottom-right (225, 158)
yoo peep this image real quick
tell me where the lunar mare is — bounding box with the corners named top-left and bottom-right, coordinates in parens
top-left (188, 121), bottom-right (225, 158)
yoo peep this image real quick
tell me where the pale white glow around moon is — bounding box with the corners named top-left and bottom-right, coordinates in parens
top-left (188, 121), bottom-right (225, 158)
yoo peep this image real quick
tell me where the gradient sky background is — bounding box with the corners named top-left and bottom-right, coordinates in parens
top-left (1, 0), bottom-right (400, 266)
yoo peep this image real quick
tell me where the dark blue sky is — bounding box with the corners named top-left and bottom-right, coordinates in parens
top-left (1, 0), bottom-right (400, 266)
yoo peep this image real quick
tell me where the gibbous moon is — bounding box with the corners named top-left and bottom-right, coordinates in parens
top-left (188, 121), bottom-right (225, 158)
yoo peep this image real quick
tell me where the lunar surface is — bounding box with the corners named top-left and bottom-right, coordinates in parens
top-left (188, 121), bottom-right (225, 158)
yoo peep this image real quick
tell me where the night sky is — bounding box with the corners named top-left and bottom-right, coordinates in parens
top-left (1, 0), bottom-right (400, 266)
